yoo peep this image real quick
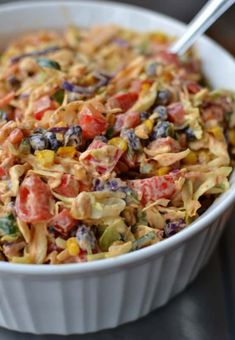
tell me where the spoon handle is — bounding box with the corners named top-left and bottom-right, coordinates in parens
top-left (170, 0), bottom-right (235, 55)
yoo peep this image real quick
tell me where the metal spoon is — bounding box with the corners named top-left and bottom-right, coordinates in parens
top-left (170, 0), bottom-right (235, 55)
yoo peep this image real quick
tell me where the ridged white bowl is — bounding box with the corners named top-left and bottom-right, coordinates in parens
top-left (0, 1), bottom-right (234, 335)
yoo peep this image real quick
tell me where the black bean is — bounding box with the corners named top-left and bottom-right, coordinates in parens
top-left (29, 134), bottom-right (48, 150)
top-left (140, 111), bottom-right (150, 121)
top-left (76, 224), bottom-right (96, 251)
top-left (184, 127), bottom-right (196, 141)
top-left (153, 105), bottom-right (168, 120)
top-left (93, 178), bottom-right (105, 191)
top-left (122, 129), bottom-right (142, 151)
top-left (64, 125), bottom-right (82, 148)
top-left (156, 89), bottom-right (172, 105)
top-left (44, 131), bottom-right (61, 150)
top-left (150, 121), bottom-right (174, 140)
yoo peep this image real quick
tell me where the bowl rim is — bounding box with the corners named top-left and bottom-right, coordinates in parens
top-left (0, 0), bottom-right (234, 275)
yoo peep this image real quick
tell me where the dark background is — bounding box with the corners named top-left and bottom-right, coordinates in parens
top-left (109, 0), bottom-right (235, 56)
top-left (0, 1), bottom-right (234, 339)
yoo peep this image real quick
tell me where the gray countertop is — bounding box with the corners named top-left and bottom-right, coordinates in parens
top-left (0, 0), bottom-right (234, 339)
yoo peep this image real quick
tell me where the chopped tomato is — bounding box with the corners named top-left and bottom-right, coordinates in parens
top-left (114, 111), bottom-right (140, 132)
top-left (50, 209), bottom-right (76, 237)
top-left (54, 174), bottom-right (80, 198)
top-left (107, 92), bottom-right (138, 111)
top-left (128, 175), bottom-right (176, 205)
top-left (187, 82), bottom-right (201, 94)
top-left (15, 175), bottom-right (53, 223)
top-left (33, 95), bottom-right (57, 120)
top-left (8, 128), bottom-right (24, 145)
top-left (167, 102), bottom-right (185, 125)
top-left (79, 108), bottom-right (108, 139)
top-left (0, 91), bottom-right (15, 108)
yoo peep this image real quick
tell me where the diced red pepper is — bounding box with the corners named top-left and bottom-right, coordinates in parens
top-left (50, 209), bottom-right (76, 237)
top-left (167, 102), bottom-right (185, 125)
top-left (79, 108), bottom-right (108, 139)
top-left (15, 175), bottom-right (53, 223)
top-left (128, 175), bottom-right (176, 205)
top-left (54, 174), bottom-right (80, 198)
top-left (107, 92), bottom-right (138, 111)
top-left (114, 111), bottom-right (140, 131)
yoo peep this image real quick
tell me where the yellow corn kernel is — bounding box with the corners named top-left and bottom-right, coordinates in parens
top-left (135, 119), bottom-right (154, 139)
top-left (156, 166), bottom-right (171, 176)
top-left (182, 150), bottom-right (197, 165)
top-left (35, 150), bottom-right (55, 167)
top-left (206, 126), bottom-right (224, 140)
top-left (144, 119), bottom-right (154, 132)
top-left (66, 237), bottom-right (80, 256)
top-left (108, 137), bottom-right (128, 152)
top-left (57, 146), bottom-right (76, 158)
top-left (228, 129), bottom-right (235, 146)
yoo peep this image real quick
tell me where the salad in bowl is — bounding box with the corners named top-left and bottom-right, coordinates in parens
top-left (0, 24), bottom-right (234, 265)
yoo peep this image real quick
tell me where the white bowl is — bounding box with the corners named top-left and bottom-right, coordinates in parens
top-left (0, 0), bottom-right (234, 335)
